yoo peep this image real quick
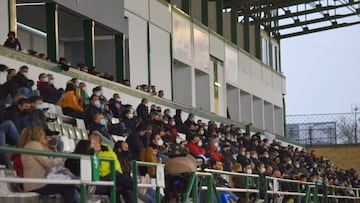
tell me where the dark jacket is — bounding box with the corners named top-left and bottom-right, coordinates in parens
top-left (5, 106), bottom-right (35, 133)
top-left (84, 104), bottom-right (102, 127)
top-left (108, 98), bottom-right (123, 118)
top-left (4, 38), bottom-right (21, 50)
top-left (126, 131), bottom-right (144, 160)
top-left (136, 103), bottom-right (149, 120)
top-left (64, 158), bottom-right (80, 177)
top-left (12, 72), bottom-right (34, 89)
top-left (0, 81), bottom-right (19, 99)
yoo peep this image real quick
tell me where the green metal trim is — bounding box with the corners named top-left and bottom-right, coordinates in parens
top-left (169, 34), bottom-right (174, 101)
top-left (182, 0), bottom-right (191, 15)
top-left (131, 160), bottom-right (138, 203)
top-left (172, 6), bottom-right (191, 19)
top-left (109, 160), bottom-right (116, 203)
top-left (230, 7), bottom-right (237, 44)
top-left (192, 18), bottom-right (210, 32)
top-left (80, 184), bottom-right (86, 203)
top-left (155, 187), bottom-right (161, 203)
top-left (243, 6), bottom-right (250, 52)
top-left (201, 0), bottom-right (208, 26)
top-left (255, 21), bottom-right (261, 60)
top-left (192, 175), bottom-right (199, 203)
top-left (147, 22), bottom-right (151, 85)
top-left (205, 175), bottom-right (214, 202)
top-left (283, 95), bottom-right (286, 137)
top-left (45, 3), bottom-right (58, 62)
top-left (215, 0), bottom-right (223, 35)
top-left (183, 173), bottom-right (196, 202)
top-left (209, 29), bottom-right (224, 41)
top-left (115, 34), bottom-right (124, 83)
top-left (83, 20), bottom-right (94, 68)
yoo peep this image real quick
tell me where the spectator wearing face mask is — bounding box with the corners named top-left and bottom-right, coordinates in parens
top-left (12, 65), bottom-right (40, 98)
top-left (208, 138), bottom-right (223, 162)
top-left (58, 82), bottom-right (84, 119)
top-left (121, 109), bottom-right (136, 133)
top-left (109, 93), bottom-right (124, 118)
top-left (92, 86), bottom-right (108, 103)
top-left (136, 98), bottom-right (149, 121)
top-left (85, 95), bottom-right (103, 127)
top-left (186, 134), bottom-right (206, 158)
top-left (88, 113), bottom-right (114, 147)
top-left (4, 98), bottom-right (35, 133)
top-left (36, 73), bottom-right (64, 104)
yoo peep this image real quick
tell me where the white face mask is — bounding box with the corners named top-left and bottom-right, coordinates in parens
top-left (247, 169), bottom-right (252, 174)
top-left (0, 71), bottom-right (7, 84)
top-left (214, 142), bottom-right (219, 148)
top-left (126, 114), bottom-right (133, 119)
top-left (197, 140), bottom-right (203, 147)
top-left (260, 168), bottom-right (266, 174)
top-left (157, 138), bottom-right (164, 146)
top-left (246, 154), bottom-right (250, 159)
top-left (176, 137), bottom-right (182, 144)
top-left (49, 79), bottom-right (54, 84)
top-left (95, 91), bottom-right (101, 97)
top-left (94, 100), bottom-right (101, 108)
top-left (240, 151), bottom-right (246, 156)
top-left (22, 72), bottom-right (28, 78)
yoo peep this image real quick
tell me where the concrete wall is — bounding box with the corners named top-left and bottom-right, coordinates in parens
top-left (54, 0), bottom-right (125, 33)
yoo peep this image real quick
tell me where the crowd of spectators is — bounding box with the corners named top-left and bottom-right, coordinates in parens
top-left (1, 31), bottom-right (360, 203)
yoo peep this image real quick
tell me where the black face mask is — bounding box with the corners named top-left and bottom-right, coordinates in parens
top-left (121, 150), bottom-right (130, 157)
top-left (48, 138), bottom-right (58, 147)
top-left (22, 109), bottom-right (32, 115)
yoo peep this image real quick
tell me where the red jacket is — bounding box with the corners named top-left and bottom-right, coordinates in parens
top-left (208, 146), bottom-right (223, 161)
top-left (186, 142), bottom-right (206, 156)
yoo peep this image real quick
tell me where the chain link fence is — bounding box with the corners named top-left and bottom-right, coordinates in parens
top-left (286, 112), bottom-right (359, 145)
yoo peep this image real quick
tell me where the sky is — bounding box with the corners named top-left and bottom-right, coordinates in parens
top-left (281, 24), bottom-right (360, 115)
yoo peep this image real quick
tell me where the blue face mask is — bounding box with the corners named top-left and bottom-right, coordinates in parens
top-left (36, 104), bottom-right (44, 110)
top-left (99, 118), bottom-right (107, 126)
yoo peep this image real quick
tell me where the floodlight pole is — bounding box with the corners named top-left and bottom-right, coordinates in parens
top-left (355, 108), bottom-right (358, 144)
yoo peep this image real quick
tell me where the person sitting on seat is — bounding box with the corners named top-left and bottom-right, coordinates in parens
top-left (12, 65), bottom-right (40, 98)
top-left (88, 131), bottom-right (133, 203)
top-left (58, 82), bottom-right (84, 119)
top-left (36, 73), bottom-right (63, 104)
top-left (20, 125), bottom-right (80, 203)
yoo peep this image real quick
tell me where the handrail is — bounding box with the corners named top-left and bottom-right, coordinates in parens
top-left (131, 160), bottom-right (165, 203)
top-left (0, 146), bottom-right (116, 203)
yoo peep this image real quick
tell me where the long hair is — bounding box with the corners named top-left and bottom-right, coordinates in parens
top-left (18, 125), bottom-right (46, 147)
top-left (73, 140), bottom-right (91, 155)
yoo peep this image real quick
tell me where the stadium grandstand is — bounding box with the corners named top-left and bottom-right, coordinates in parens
top-left (0, 0), bottom-right (359, 203)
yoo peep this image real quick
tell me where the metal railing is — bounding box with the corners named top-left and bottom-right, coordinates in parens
top-left (286, 112), bottom-right (360, 145)
top-left (0, 146), bottom-right (116, 203)
top-left (130, 160), bottom-right (360, 203)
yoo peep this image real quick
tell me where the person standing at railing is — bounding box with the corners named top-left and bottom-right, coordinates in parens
top-left (20, 126), bottom-right (80, 203)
